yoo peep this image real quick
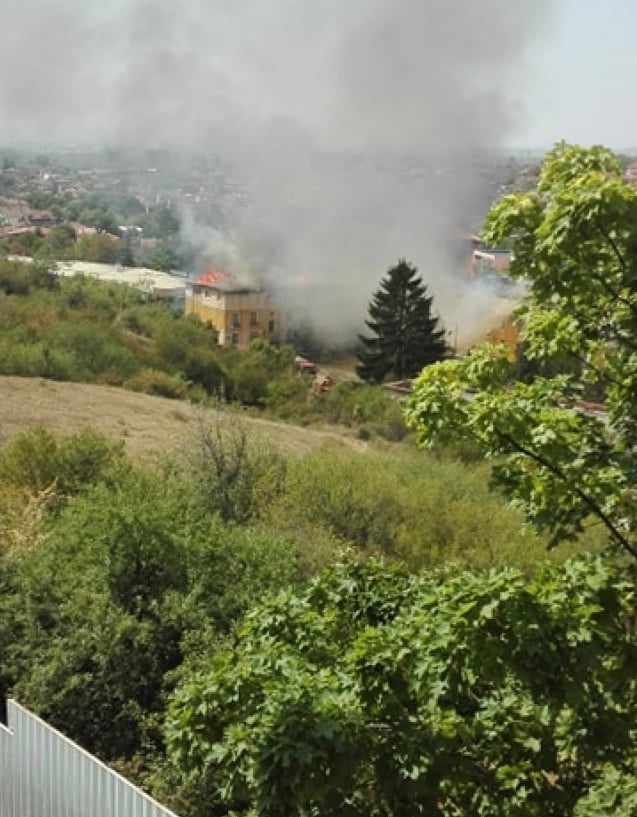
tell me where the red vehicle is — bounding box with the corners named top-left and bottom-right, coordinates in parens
top-left (294, 355), bottom-right (317, 375)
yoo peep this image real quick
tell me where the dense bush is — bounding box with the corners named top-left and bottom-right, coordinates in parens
top-left (0, 420), bottom-right (617, 815)
top-left (316, 382), bottom-right (409, 441)
top-left (265, 446), bottom-right (565, 570)
top-left (0, 425), bottom-right (124, 497)
top-left (224, 340), bottom-right (296, 406)
top-left (264, 374), bottom-right (311, 416)
top-left (0, 263), bottom-right (230, 395)
top-left (0, 261), bottom-right (41, 295)
top-left (184, 415), bottom-right (287, 524)
top-left (48, 321), bottom-right (142, 382)
top-left (124, 368), bottom-right (191, 399)
top-left (0, 455), bottom-right (307, 760)
top-left (166, 554), bottom-right (637, 817)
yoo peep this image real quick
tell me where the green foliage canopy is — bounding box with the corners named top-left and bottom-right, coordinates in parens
top-left (166, 554), bottom-right (637, 817)
top-left (0, 424), bottom-right (124, 498)
top-left (0, 454), bottom-right (305, 760)
top-left (406, 143), bottom-right (637, 558)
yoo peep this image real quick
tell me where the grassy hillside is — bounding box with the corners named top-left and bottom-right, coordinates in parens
top-left (0, 375), bottom-right (368, 459)
top-left (0, 257), bottom-right (409, 441)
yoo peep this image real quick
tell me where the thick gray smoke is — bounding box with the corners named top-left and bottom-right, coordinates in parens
top-left (0, 0), bottom-right (553, 345)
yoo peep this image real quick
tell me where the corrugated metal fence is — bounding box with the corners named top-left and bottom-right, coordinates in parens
top-left (0, 699), bottom-right (180, 817)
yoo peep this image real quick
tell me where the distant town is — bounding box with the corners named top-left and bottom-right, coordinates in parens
top-left (0, 146), bottom-right (559, 268)
top-left (1, 146), bottom-right (636, 356)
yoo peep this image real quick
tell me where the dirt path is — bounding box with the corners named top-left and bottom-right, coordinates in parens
top-left (0, 376), bottom-right (366, 460)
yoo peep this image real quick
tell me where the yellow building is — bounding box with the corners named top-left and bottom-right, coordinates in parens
top-left (486, 314), bottom-right (519, 359)
top-left (185, 271), bottom-right (282, 350)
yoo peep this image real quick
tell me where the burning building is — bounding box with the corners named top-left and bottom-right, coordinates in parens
top-left (185, 270), bottom-right (282, 350)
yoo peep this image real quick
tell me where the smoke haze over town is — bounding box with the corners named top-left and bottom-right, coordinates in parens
top-left (0, 0), bottom-right (555, 343)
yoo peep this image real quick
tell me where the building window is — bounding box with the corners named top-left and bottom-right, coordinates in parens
top-left (250, 331), bottom-right (260, 341)
top-left (268, 319), bottom-right (275, 333)
top-left (231, 332), bottom-right (240, 345)
top-left (250, 311), bottom-right (258, 325)
top-left (231, 312), bottom-right (241, 327)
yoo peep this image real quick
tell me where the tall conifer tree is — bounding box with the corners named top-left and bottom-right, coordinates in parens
top-left (357, 259), bottom-right (448, 382)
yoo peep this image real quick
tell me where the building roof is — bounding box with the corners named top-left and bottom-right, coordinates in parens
top-left (56, 261), bottom-right (186, 294)
top-left (475, 248), bottom-right (513, 256)
top-left (197, 269), bottom-right (228, 286)
top-left (195, 269), bottom-right (262, 294)
top-left (7, 255), bottom-right (186, 296)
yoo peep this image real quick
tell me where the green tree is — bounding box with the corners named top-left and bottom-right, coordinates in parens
top-left (38, 224), bottom-right (76, 258)
top-left (0, 425), bottom-right (124, 499)
top-left (405, 143), bottom-right (637, 559)
top-left (75, 233), bottom-right (120, 263)
top-left (155, 204), bottom-right (180, 236)
top-left (165, 554), bottom-right (637, 817)
top-left (357, 259), bottom-right (448, 383)
top-left (0, 453), bottom-right (305, 762)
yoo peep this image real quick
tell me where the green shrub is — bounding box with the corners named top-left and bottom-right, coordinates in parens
top-left (56, 428), bottom-right (126, 495)
top-left (0, 338), bottom-right (48, 377)
top-left (264, 374), bottom-right (311, 417)
top-left (316, 382), bottom-right (409, 439)
top-left (0, 262), bottom-right (32, 295)
top-left (373, 406), bottom-right (410, 441)
top-left (230, 361), bottom-right (270, 405)
top-left (119, 302), bottom-right (177, 338)
top-left (40, 346), bottom-right (86, 381)
top-left (1, 461), bottom-right (307, 761)
top-left (270, 448), bottom-right (404, 551)
top-left (125, 369), bottom-right (190, 399)
top-left (0, 425), bottom-right (124, 497)
top-left (263, 446), bottom-right (593, 570)
top-left (181, 349), bottom-right (228, 396)
top-left (184, 416), bottom-right (287, 524)
top-left (47, 321), bottom-right (141, 382)
top-left (29, 264), bottom-right (59, 291)
top-left (0, 260), bottom-right (57, 295)
top-left (151, 319), bottom-right (227, 395)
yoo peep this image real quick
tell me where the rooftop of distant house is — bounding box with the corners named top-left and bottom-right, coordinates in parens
top-left (194, 269), bottom-right (262, 294)
top-left (476, 248), bottom-right (513, 256)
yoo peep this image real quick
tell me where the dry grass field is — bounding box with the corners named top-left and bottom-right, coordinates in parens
top-left (0, 376), bottom-right (367, 460)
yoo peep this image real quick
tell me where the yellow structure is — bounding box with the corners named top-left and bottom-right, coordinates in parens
top-left (185, 271), bottom-right (282, 350)
top-left (486, 314), bottom-right (518, 359)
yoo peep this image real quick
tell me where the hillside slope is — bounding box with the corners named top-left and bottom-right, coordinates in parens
top-left (0, 376), bottom-right (367, 459)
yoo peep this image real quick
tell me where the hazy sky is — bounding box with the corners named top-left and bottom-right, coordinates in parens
top-left (511, 0), bottom-right (637, 149)
top-left (1, 0), bottom-right (634, 151)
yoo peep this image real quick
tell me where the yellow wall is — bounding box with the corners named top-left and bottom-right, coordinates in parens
top-left (184, 300), bottom-right (225, 332)
top-left (185, 288), bottom-right (281, 349)
top-left (486, 315), bottom-right (518, 359)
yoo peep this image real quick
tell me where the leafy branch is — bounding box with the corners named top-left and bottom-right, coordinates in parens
top-left (497, 428), bottom-right (637, 559)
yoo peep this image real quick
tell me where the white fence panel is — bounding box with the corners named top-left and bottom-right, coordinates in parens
top-left (0, 699), bottom-right (180, 817)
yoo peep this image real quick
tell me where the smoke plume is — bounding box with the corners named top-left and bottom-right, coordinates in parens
top-left (0, 1), bottom-right (553, 344)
